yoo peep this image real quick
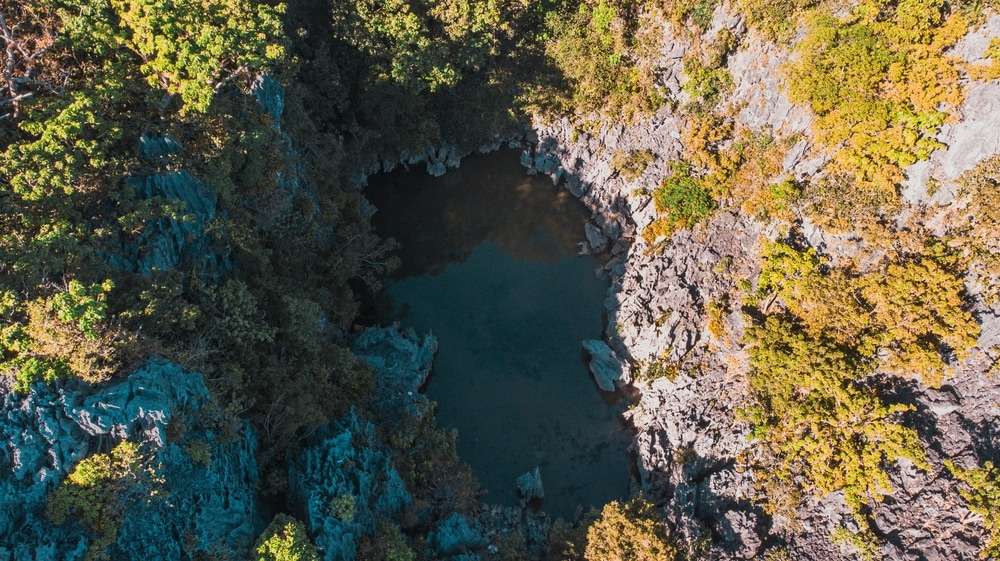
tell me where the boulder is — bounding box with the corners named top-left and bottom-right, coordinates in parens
top-left (515, 467), bottom-right (544, 506)
top-left (581, 340), bottom-right (626, 392)
top-left (584, 223), bottom-right (609, 253)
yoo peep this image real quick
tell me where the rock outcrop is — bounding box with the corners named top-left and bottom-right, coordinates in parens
top-left (582, 339), bottom-right (628, 392)
top-left (515, 467), bottom-right (545, 506)
top-left (289, 411), bottom-right (411, 561)
top-left (0, 359), bottom-right (260, 561)
top-left (352, 325), bottom-right (437, 424)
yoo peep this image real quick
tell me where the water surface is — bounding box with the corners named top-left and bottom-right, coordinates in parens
top-left (367, 150), bottom-right (630, 518)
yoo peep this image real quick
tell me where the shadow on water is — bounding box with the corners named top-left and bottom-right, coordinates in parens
top-left (366, 150), bottom-right (631, 518)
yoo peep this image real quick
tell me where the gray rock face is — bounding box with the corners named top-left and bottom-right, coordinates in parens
top-left (108, 171), bottom-right (225, 276)
top-left (582, 339), bottom-right (627, 392)
top-left (289, 411), bottom-right (411, 561)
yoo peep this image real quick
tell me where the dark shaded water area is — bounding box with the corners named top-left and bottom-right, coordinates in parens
top-left (365, 150), bottom-right (631, 518)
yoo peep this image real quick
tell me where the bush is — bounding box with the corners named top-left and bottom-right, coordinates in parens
top-left (661, 0), bottom-right (719, 31)
top-left (255, 514), bottom-right (320, 561)
top-left (47, 441), bottom-right (160, 561)
top-left (972, 38), bottom-right (1000, 80)
top-left (3, 280), bottom-right (133, 389)
top-left (612, 149), bottom-right (656, 181)
top-left (330, 494), bottom-right (357, 523)
top-left (705, 299), bottom-right (728, 340)
top-left (735, 0), bottom-right (817, 42)
top-left (584, 498), bottom-right (677, 561)
top-left (681, 31), bottom-right (735, 107)
top-left (646, 162), bottom-right (716, 242)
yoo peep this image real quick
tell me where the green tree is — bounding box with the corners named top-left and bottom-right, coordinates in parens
top-left (255, 514), bottom-right (320, 561)
top-left (49, 279), bottom-right (114, 339)
top-left (55, 0), bottom-right (286, 113)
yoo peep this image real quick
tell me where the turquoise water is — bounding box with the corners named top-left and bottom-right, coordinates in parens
top-left (367, 150), bottom-right (630, 518)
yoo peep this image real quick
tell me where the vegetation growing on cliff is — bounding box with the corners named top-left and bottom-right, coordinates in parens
top-left (743, 316), bottom-right (927, 518)
top-left (946, 461), bottom-right (1000, 559)
top-left (47, 441), bottom-right (161, 560)
top-left (645, 162), bottom-right (716, 242)
top-left (955, 155), bottom-right (1000, 304)
top-left (744, 236), bottom-right (981, 552)
top-left (755, 240), bottom-right (978, 388)
top-left (537, 0), bottom-right (666, 121)
top-left (786, 0), bottom-right (967, 216)
top-left (612, 148), bottom-right (656, 181)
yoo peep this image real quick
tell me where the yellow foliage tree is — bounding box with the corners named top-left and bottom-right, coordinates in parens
top-left (584, 498), bottom-right (677, 561)
top-left (786, 0), bottom-right (966, 211)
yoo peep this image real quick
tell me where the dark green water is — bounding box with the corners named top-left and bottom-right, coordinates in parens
top-left (367, 150), bottom-right (630, 518)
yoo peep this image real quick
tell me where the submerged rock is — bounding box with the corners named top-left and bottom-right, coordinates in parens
top-left (581, 339), bottom-right (627, 392)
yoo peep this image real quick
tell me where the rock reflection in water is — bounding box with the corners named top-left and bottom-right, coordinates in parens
top-left (366, 150), bottom-right (630, 518)
top-left (368, 150), bottom-right (588, 276)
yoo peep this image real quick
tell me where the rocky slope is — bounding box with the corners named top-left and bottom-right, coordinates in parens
top-left (508, 8), bottom-right (1000, 561)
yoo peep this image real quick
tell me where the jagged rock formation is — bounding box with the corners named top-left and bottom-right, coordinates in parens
top-left (352, 325), bottom-right (437, 424)
top-left (0, 359), bottom-right (260, 561)
top-left (289, 411), bottom-right (412, 561)
top-left (516, 467), bottom-right (545, 506)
